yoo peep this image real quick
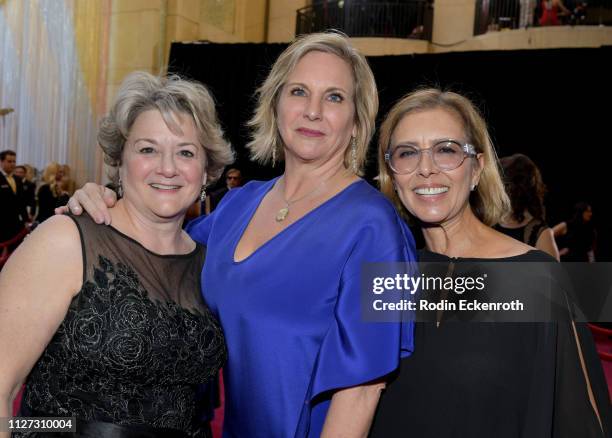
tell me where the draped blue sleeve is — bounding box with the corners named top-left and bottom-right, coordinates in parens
top-left (310, 222), bottom-right (415, 400)
top-left (298, 203), bottom-right (416, 436)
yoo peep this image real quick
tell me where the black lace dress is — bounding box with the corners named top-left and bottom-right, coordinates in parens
top-left (16, 214), bottom-right (226, 437)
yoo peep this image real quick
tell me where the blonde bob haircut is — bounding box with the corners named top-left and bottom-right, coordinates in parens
top-left (98, 71), bottom-right (234, 186)
top-left (377, 88), bottom-right (510, 226)
top-left (247, 31), bottom-right (378, 175)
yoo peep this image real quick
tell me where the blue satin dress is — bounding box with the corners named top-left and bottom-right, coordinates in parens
top-left (188, 178), bottom-right (416, 437)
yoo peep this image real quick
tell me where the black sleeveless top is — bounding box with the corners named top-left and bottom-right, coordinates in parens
top-left (20, 214), bottom-right (226, 437)
top-left (370, 250), bottom-right (609, 438)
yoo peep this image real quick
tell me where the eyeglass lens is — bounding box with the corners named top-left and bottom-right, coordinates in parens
top-left (390, 141), bottom-right (466, 173)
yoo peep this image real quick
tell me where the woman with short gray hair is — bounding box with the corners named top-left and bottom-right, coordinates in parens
top-left (0, 71), bottom-right (232, 438)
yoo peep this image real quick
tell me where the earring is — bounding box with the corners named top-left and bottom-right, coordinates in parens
top-left (470, 184), bottom-right (477, 192)
top-left (200, 186), bottom-right (207, 202)
top-left (351, 137), bottom-right (357, 173)
top-left (117, 177), bottom-right (123, 198)
top-left (271, 144), bottom-right (278, 167)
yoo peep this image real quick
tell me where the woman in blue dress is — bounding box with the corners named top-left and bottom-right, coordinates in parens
top-left (62, 32), bottom-right (416, 437)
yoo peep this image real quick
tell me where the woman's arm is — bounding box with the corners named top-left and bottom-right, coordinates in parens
top-left (321, 381), bottom-right (386, 438)
top-left (54, 183), bottom-right (118, 224)
top-left (0, 216), bottom-right (83, 437)
top-left (552, 221), bottom-right (567, 237)
top-left (535, 228), bottom-right (560, 261)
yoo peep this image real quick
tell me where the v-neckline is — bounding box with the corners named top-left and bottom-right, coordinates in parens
top-left (232, 178), bottom-right (363, 264)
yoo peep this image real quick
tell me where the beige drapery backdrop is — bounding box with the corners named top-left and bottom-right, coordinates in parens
top-left (0, 0), bottom-right (110, 184)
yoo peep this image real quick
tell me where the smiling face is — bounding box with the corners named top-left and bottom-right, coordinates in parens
top-left (119, 109), bottom-right (206, 221)
top-left (390, 108), bottom-right (483, 226)
top-left (276, 51), bottom-right (356, 167)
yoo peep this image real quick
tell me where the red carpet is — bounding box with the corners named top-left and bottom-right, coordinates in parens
top-left (588, 324), bottom-right (612, 400)
top-left (12, 387), bottom-right (23, 415)
top-left (211, 373), bottom-right (225, 438)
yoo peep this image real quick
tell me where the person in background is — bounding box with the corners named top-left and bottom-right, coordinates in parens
top-left (0, 71), bottom-right (232, 438)
top-left (13, 165), bottom-right (36, 221)
top-left (519, 0), bottom-right (536, 27)
top-left (204, 167), bottom-right (242, 214)
top-left (495, 153), bottom-right (560, 260)
top-left (40, 161), bottom-right (60, 185)
top-left (553, 201), bottom-right (596, 262)
top-left (59, 164), bottom-right (76, 195)
top-left (539, 0), bottom-right (571, 25)
top-left (0, 150), bottom-right (28, 245)
top-left (36, 165), bottom-right (67, 223)
top-left (60, 31), bottom-right (416, 437)
top-left (370, 88), bottom-right (609, 437)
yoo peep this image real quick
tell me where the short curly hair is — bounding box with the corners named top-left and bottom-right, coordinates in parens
top-left (98, 71), bottom-right (233, 185)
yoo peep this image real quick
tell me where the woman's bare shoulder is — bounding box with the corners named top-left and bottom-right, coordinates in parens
top-left (2, 215), bottom-right (83, 297)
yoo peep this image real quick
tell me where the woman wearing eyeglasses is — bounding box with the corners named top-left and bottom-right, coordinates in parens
top-left (369, 88), bottom-right (610, 437)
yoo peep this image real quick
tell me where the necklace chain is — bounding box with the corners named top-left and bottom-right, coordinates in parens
top-left (275, 170), bottom-right (343, 222)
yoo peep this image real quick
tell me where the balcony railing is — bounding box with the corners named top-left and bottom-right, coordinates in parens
top-left (296, 1), bottom-right (433, 40)
top-left (474, 0), bottom-right (612, 35)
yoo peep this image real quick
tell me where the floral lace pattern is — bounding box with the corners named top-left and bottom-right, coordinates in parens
top-left (22, 255), bottom-right (226, 436)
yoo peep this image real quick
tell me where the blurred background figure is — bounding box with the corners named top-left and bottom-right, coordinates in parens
top-left (36, 164), bottom-right (69, 223)
top-left (40, 161), bottom-right (60, 185)
top-left (205, 167), bottom-right (242, 214)
top-left (0, 150), bottom-right (29, 270)
top-left (184, 168), bottom-right (244, 224)
top-left (520, 0), bottom-right (537, 27)
top-left (13, 165), bottom-right (36, 221)
top-left (553, 201), bottom-right (596, 262)
top-left (496, 153), bottom-right (560, 260)
top-left (539, 0), bottom-right (571, 25)
top-left (569, 1), bottom-right (588, 24)
top-left (59, 164), bottom-right (76, 195)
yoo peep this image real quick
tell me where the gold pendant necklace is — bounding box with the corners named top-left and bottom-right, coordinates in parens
top-left (276, 205), bottom-right (290, 222)
top-left (275, 176), bottom-right (330, 222)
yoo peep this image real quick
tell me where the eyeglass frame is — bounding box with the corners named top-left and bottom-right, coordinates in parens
top-left (384, 139), bottom-right (478, 175)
